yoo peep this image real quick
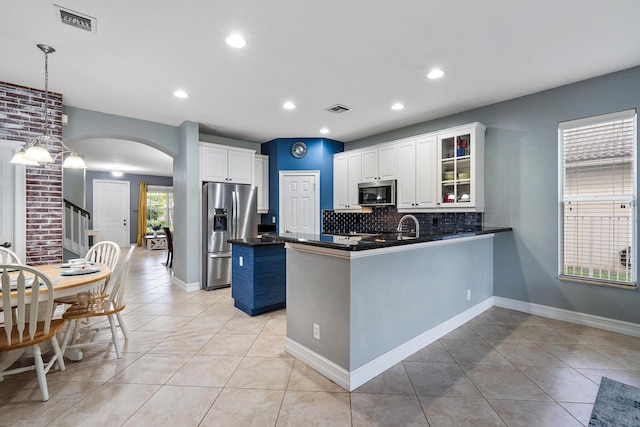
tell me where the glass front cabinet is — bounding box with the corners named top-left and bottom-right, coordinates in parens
top-left (436, 122), bottom-right (486, 211)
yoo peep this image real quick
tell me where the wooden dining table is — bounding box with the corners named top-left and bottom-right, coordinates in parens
top-left (0, 262), bottom-right (112, 369)
top-left (38, 262), bottom-right (111, 298)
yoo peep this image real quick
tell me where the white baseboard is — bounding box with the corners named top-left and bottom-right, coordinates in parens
top-left (494, 296), bottom-right (640, 338)
top-left (172, 275), bottom-right (200, 293)
top-left (286, 296), bottom-right (640, 391)
top-left (286, 297), bottom-right (494, 391)
top-left (285, 338), bottom-right (351, 390)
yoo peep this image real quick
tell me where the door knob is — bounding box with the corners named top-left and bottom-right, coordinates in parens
top-left (1, 242), bottom-right (12, 248)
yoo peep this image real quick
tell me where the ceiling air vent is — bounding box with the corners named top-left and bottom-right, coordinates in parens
top-left (54, 4), bottom-right (97, 34)
top-left (325, 104), bottom-right (351, 114)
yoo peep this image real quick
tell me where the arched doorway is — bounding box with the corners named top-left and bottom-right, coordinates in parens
top-left (63, 137), bottom-right (174, 251)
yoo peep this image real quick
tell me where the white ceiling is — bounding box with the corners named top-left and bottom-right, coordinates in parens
top-left (2, 1), bottom-right (640, 176)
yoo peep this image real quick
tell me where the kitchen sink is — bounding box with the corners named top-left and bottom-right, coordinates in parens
top-left (329, 232), bottom-right (379, 237)
top-left (358, 232), bottom-right (417, 242)
top-left (397, 235), bottom-right (417, 240)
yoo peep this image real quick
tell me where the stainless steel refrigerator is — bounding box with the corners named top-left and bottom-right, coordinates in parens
top-left (202, 182), bottom-right (258, 290)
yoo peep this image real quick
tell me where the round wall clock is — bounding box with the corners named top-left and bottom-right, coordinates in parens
top-left (291, 141), bottom-right (307, 158)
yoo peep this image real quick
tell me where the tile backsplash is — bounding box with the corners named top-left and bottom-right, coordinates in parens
top-left (322, 207), bottom-right (482, 235)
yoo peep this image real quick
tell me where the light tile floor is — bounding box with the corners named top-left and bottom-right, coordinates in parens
top-left (2, 248), bottom-right (640, 426)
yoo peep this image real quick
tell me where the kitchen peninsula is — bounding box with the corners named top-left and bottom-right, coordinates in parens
top-left (280, 227), bottom-right (511, 391)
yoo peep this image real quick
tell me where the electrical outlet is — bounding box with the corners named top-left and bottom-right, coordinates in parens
top-left (239, 256), bottom-right (243, 267)
top-left (432, 217), bottom-right (438, 226)
top-left (313, 323), bottom-right (320, 340)
top-left (466, 289), bottom-right (471, 300)
top-left (272, 216), bottom-right (276, 223)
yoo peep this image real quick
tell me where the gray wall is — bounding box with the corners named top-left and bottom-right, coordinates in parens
top-left (64, 106), bottom-right (179, 157)
top-left (199, 133), bottom-right (261, 152)
top-left (348, 66), bottom-right (640, 324)
top-left (85, 171), bottom-right (173, 243)
top-left (63, 168), bottom-right (86, 208)
top-left (174, 121), bottom-right (201, 287)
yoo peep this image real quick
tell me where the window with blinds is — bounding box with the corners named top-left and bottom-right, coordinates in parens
top-left (559, 110), bottom-right (637, 287)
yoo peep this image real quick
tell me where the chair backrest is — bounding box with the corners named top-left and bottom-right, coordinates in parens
top-left (108, 245), bottom-right (136, 308)
top-left (162, 227), bottom-right (173, 252)
top-left (0, 264), bottom-right (55, 348)
top-left (85, 241), bottom-right (120, 271)
top-left (0, 248), bottom-right (21, 264)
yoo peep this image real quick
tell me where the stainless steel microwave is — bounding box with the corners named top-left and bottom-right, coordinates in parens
top-left (358, 180), bottom-right (396, 207)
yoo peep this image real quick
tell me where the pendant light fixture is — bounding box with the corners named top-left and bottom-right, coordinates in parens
top-left (11, 44), bottom-right (87, 169)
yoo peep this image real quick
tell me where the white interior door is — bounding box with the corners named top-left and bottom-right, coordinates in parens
top-left (93, 179), bottom-right (130, 247)
top-left (279, 171), bottom-right (319, 235)
top-left (0, 141), bottom-right (26, 260)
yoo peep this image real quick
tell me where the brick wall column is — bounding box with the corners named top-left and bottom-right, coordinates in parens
top-left (0, 82), bottom-right (64, 265)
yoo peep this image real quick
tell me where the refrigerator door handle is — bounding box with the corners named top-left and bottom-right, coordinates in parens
top-left (235, 191), bottom-right (240, 239)
top-left (232, 191), bottom-right (237, 239)
top-left (209, 253), bottom-right (232, 258)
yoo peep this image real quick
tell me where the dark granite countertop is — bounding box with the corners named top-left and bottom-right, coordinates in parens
top-left (229, 227), bottom-right (512, 251)
top-left (228, 236), bottom-right (287, 247)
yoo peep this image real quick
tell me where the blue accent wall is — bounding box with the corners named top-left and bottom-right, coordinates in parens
top-left (260, 138), bottom-right (344, 231)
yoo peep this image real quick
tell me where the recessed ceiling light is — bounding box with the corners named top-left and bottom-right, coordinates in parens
top-left (320, 128), bottom-right (329, 134)
top-left (427, 68), bottom-right (445, 79)
top-left (226, 34), bottom-right (246, 48)
top-left (391, 103), bottom-right (404, 110)
top-left (173, 90), bottom-right (189, 98)
top-left (283, 101), bottom-right (296, 110)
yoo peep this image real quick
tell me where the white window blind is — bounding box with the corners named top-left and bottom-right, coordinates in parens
top-left (559, 110), bottom-right (637, 286)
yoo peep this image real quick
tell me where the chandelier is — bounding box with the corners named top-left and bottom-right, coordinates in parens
top-left (10, 44), bottom-right (87, 169)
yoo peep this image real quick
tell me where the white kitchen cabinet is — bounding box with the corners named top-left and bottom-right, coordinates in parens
top-left (332, 121), bottom-right (486, 213)
top-left (199, 143), bottom-right (254, 184)
top-left (397, 135), bottom-right (437, 209)
top-left (333, 151), bottom-right (362, 210)
top-left (254, 154), bottom-right (269, 213)
top-left (361, 143), bottom-right (397, 182)
top-left (436, 122), bottom-right (486, 210)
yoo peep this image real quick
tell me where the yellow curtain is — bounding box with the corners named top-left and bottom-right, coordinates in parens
top-left (136, 182), bottom-right (148, 246)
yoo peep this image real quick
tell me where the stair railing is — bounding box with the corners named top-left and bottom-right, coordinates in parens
top-left (63, 199), bottom-right (91, 256)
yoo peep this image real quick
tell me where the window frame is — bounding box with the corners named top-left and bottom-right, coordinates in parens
top-left (146, 185), bottom-right (174, 232)
top-left (557, 109), bottom-right (637, 288)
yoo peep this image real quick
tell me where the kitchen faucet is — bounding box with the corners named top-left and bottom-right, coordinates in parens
top-left (397, 214), bottom-right (419, 238)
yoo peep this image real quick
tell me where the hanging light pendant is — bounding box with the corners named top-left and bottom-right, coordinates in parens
top-left (23, 143), bottom-right (54, 163)
top-left (17, 44), bottom-right (87, 169)
top-left (62, 151), bottom-right (88, 169)
top-left (10, 145), bottom-right (40, 166)
top-left (23, 44), bottom-right (57, 164)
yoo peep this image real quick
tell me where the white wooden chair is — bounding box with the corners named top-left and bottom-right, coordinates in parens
top-left (61, 245), bottom-right (135, 359)
top-left (55, 241), bottom-right (120, 305)
top-left (0, 264), bottom-right (66, 401)
top-left (0, 247), bottom-right (21, 264)
top-left (85, 241), bottom-right (120, 272)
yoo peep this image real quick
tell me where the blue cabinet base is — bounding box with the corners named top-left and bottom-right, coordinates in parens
top-left (234, 300), bottom-right (286, 316)
top-left (231, 243), bottom-right (286, 317)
